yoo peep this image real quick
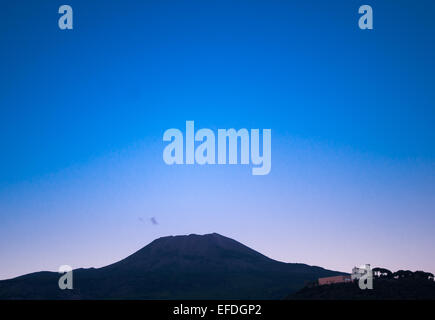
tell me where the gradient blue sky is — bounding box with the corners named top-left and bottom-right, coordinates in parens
top-left (1, 0), bottom-right (434, 280)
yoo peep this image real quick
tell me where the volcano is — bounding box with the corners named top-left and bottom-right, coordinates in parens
top-left (0, 233), bottom-right (343, 299)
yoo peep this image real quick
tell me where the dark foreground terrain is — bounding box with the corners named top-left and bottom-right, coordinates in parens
top-left (0, 233), bottom-right (342, 299)
top-left (290, 277), bottom-right (435, 300)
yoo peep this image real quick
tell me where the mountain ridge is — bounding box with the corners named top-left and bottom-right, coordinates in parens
top-left (0, 233), bottom-right (344, 299)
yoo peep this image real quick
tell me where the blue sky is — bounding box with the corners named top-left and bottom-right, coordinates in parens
top-left (1, 0), bottom-right (434, 279)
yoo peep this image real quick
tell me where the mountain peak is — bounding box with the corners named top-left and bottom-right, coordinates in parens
top-left (0, 232), bottom-right (343, 299)
top-left (155, 232), bottom-right (225, 241)
top-left (118, 232), bottom-right (270, 266)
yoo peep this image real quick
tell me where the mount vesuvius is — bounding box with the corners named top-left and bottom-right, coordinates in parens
top-left (0, 233), bottom-right (344, 299)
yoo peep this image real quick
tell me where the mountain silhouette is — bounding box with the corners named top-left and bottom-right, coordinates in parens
top-left (0, 233), bottom-right (343, 299)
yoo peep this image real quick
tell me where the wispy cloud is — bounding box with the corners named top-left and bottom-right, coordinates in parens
top-left (138, 216), bottom-right (158, 226)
